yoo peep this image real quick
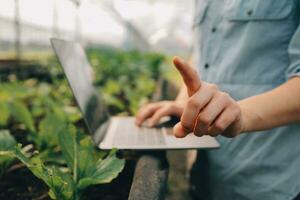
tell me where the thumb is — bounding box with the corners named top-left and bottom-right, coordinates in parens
top-left (173, 122), bottom-right (188, 138)
top-left (173, 56), bottom-right (201, 97)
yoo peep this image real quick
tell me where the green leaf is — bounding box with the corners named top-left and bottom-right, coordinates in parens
top-left (42, 97), bottom-right (67, 121)
top-left (36, 113), bottom-right (65, 150)
top-left (103, 80), bottom-right (122, 94)
top-left (58, 125), bottom-right (124, 194)
top-left (63, 106), bottom-right (82, 123)
top-left (103, 93), bottom-right (125, 111)
top-left (77, 137), bottom-right (96, 180)
top-left (58, 124), bottom-right (78, 182)
top-left (77, 150), bottom-right (124, 190)
top-left (9, 144), bottom-right (74, 200)
top-left (0, 130), bottom-right (17, 177)
top-left (0, 88), bottom-right (10, 102)
top-left (37, 149), bottom-right (66, 165)
top-left (0, 83), bottom-right (33, 100)
top-left (0, 130), bottom-right (16, 151)
top-left (0, 102), bottom-right (10, 126)
top-left (9, 101), bottom-right (35, 132)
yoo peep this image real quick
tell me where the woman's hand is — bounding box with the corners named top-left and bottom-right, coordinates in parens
top-left (135, 100), bottom-right (186, 127)
top-left (172, 57), bottom-right (243, 138)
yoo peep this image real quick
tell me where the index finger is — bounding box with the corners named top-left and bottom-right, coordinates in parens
top-left (173, 56), bottom-right (202, 97)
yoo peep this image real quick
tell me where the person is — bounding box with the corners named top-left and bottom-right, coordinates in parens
top-left (135, 0), bottom-right (300, 199)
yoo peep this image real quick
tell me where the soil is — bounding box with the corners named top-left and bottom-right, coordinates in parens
top-left (0, 167), bottom-right (51, 200)
top-left (0, 160), bottom-right (135, 200)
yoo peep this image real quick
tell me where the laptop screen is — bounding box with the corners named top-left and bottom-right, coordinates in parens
top-left (50, 38), bottom-right (110, 144)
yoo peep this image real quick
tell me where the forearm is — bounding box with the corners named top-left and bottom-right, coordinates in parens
top-left (239, 77), bottom-right (300, 132)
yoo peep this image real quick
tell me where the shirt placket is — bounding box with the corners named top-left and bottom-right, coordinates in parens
top-left (202, 0), bottom-right (223, 82)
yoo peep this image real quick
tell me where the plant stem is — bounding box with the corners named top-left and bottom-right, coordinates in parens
top-left (73, 131), bottom-right (78, 200)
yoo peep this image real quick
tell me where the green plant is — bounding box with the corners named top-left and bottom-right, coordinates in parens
top-left (30, 112), bottom-right (64, 151)
top-left (0, 47), bottom-right (167, 199)
top-left (2, 124), bottom-right (124, 200)
top-left (0, 130), bottom-right (16, 177)
top-left (87, 47), bottom-right (166, 114)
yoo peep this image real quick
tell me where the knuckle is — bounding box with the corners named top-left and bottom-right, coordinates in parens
top-left (220, 92), bottom-right (230, 99)
top-left (187, 97), bottom-right (199, 108)
top-left (208, 83), bottom-right (218, 91)
top-left (209, 131), bottom-right (219, 137)
top-left (161, 107), bottom-right (170, 114)
top-left (194, 133), bottom-right (202, 137)
top-left (170, 102), bottom-right (179, 109)
top-left (215, 122), bottom-right (226, 131)
top-left (154, 110), bottom-right (163, 118)
top-left (165, 103), bottom-right (173, 110)
top-left (193, 130), bottom-right (203, 137)
top-left (198, 114), bottom-right (211, 125)
top-left (218, 92), bottom-right (231, 105)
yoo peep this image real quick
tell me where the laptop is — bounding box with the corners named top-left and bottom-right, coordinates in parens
top-left (50, 38), bottom-right (220, 150)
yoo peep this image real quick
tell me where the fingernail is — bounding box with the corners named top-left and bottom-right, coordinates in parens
top-left (174, 132), bottom-right (185, 138)
top-left (173, 56), bottom-right (182, 65)
top-left (173, 125), bottom-right (186, 138)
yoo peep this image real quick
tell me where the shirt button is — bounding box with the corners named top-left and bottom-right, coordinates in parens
top-left (247, 10), bottom-right (253, 16)
top-left (211, 27), bottom-right (217, 33)
top-left (204, 63), bottom-right (209, 69)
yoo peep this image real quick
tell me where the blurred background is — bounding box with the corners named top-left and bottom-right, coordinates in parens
top-left (0, 0), bottom-right (195, 199)
top-left (0, 0), bottom-right (194, 60)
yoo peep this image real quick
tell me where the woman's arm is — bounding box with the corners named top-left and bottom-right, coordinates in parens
top-left (172, 57), bottom-right (300, 138)
top-left (239, 76), bottom-right (300, 132)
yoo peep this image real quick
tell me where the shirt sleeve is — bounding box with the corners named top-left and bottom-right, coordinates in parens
top-left (285, 23), bottom-right (300, 79)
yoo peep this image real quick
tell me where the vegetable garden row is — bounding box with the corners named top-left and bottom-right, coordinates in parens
top-left (0, 47), bottom-right (167, 200)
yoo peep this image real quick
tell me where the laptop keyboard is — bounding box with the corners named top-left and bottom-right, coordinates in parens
top-left (112, 120), bottom-right (166, 146)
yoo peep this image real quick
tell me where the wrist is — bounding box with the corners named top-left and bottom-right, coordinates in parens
top-left (238, 100), bottom-right (262, 133)
top-left (240, 107), bottom-right (251, 133)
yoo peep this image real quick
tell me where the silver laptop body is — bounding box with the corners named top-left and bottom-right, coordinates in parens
top-left (50, 38), bottom-right (220, 150)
